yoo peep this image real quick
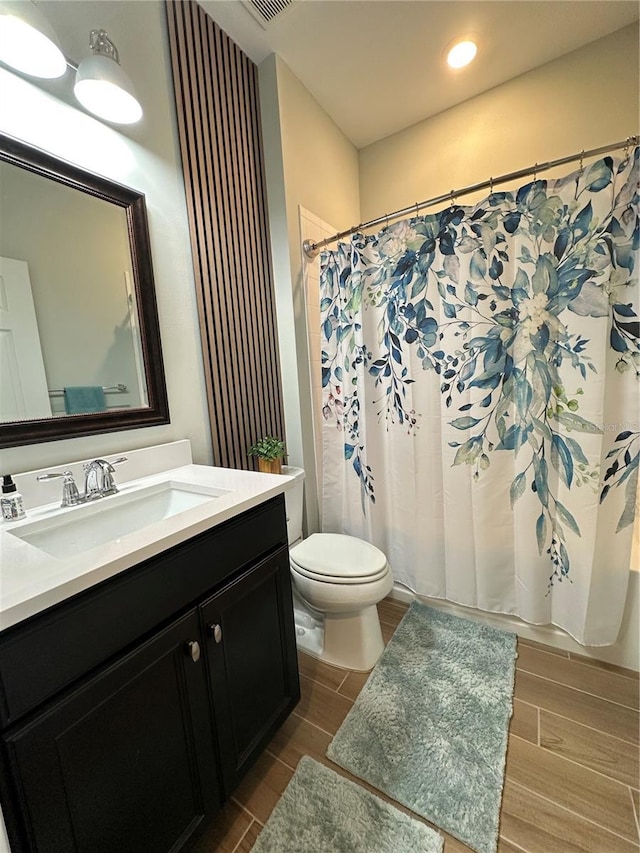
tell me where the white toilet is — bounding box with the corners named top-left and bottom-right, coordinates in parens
top-left (283, 467), bottom-right (393, 671)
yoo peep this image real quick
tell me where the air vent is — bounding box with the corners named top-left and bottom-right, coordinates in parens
top-left (242, 0), bottom-right (295, 28)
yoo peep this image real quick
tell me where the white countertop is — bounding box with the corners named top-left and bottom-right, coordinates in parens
top-left (0, 449), bottom-right (294, 631)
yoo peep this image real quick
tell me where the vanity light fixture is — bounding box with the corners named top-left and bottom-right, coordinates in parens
top-left (446, 38), bottom-right (477, 69)
top-left (74, 29), bottom-right (142, 125)
top-left (0, 0), bottom-right (66, 78)
top-left (0, 3), bottom-right (142, 124)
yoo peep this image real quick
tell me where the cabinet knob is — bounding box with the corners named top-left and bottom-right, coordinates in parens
top-left (208, 623), bottom-right (223, 644)
top-left (185, 640), bottom-right (201, 662)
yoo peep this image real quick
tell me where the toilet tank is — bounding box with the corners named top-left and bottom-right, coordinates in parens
top-left (281, 466), bottom-right (305, 545)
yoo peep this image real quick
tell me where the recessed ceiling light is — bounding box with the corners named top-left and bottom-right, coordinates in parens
top-left (446, 39), bottom-right (477, 70)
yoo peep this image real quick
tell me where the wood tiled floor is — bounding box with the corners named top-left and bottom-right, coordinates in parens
top-left (194, 597), bottom-right (640, 853)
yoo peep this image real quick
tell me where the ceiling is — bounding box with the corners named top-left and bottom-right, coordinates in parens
top-left (200, 0), bottom-right (639, 149)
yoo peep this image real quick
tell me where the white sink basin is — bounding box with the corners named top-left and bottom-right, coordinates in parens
top-left (9, 481), bottom-right (230, 559)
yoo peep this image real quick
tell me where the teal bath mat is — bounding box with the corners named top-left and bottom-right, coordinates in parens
top-left (327, 602), bottom-right (517, 853)
top-left (252, 756), bottom-right (443, 853)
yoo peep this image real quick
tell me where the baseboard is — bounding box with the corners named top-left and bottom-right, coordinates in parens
top-left (389, 577), bottom-right (639, 673)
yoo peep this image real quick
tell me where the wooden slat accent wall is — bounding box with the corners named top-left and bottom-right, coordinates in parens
top-left (166, 0), bottom-right (285, 469)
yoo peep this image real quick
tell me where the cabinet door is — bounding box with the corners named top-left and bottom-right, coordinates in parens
top-left (3, 611), bottom-right (220, 853)
top-left (201, 546), bottom-right (300, 794)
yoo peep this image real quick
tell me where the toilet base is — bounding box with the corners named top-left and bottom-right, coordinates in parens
top-left (294, 597), bottom-right (385, 672)
top-left (323, 605), bottom-right (386, 671)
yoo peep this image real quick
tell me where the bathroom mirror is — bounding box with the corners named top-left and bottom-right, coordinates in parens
top-left (0, 132), bottom-right (169, 447)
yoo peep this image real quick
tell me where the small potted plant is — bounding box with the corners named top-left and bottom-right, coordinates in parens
top-left (247, 435), bottom-right (286, 474)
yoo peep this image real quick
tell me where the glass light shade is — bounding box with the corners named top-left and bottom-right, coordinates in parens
top-left (74, 53), bottom-right (142, 124)
top-left (0, 1), bottom-right (66, 78)
top-left (447, 40), bottom-right (477, 69)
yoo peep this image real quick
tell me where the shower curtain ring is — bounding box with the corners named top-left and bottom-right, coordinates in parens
top-left (450, 189), bottom-right (455, 209)
top-left (533, 163), bottom-right (538, 182)
top-left (578, 150), bottom-right (584, 176)
top-left (489, 176), bottom-right (494, 197)
top-left (623, 137), bottom-right (630, 163)
top-left (415, 202), bottom-right (420, 218)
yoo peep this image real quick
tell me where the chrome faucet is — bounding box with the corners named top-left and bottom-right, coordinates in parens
top-left (37, 457), bottom-right (127, 506)
top-left (82, 457), bottom-right (127, 500)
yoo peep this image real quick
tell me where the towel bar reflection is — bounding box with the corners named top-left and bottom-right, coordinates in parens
top-left (48, 384), bottom-right (128, 397)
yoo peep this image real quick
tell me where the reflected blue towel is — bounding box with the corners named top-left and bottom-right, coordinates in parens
top-left (63, 386), bottom-right (106, 415)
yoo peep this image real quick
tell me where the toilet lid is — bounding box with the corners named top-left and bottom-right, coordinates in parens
top-left (290, 533), bottom-right (388, 584)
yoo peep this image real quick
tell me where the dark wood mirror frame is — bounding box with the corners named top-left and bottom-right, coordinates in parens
top-left (0, 133), bottom-right (169, 448)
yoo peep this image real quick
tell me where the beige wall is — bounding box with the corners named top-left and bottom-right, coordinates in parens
top-left (260, 55), bottom-right (360, 534)
top-left (0, 0), bottom-right (211, 476)
top-left (360, 24), bottom-right (639, 220)
top-left (275, 56), bottom-right (361, 235)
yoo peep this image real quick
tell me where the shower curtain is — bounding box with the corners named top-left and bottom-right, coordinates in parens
top-left (319, 148), bottom-right (639, 645)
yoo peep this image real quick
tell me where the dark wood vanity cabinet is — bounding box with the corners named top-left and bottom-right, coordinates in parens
top-left (3, 611), bottom-right (220, 853)
top-left (202, 545), bottom-right (297, 794)
top-left (0, 495), bottom-right (299, 853)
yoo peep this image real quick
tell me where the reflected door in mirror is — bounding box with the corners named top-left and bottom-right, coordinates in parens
top-left (0, 257), bottom-right (51, 421)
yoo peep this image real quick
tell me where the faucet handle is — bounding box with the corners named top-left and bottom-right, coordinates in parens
top-left (100, 456), bottom-right (128, 496)
top-left (37, 471), bottom-right (65, 482)
top-left (37, 470), bottom-right (82, 507)
top-left (82, 457), bottom-right (127, 471)
top-left (83, 458), bottom-right (109, 471)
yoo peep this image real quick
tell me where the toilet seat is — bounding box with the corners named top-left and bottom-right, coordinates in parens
top-left (290, 533), bottom-right (389, 585)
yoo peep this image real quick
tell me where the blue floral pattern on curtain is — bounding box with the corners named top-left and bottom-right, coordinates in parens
top-left (320, 149), bottom-right (639, 587)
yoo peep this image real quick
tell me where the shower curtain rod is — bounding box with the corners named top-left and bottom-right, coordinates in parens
top-left (302, 135), bottom-right (639, 260)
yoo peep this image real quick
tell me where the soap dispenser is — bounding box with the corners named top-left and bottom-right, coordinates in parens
top-left (1, 475), bottom-right (26, 521)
